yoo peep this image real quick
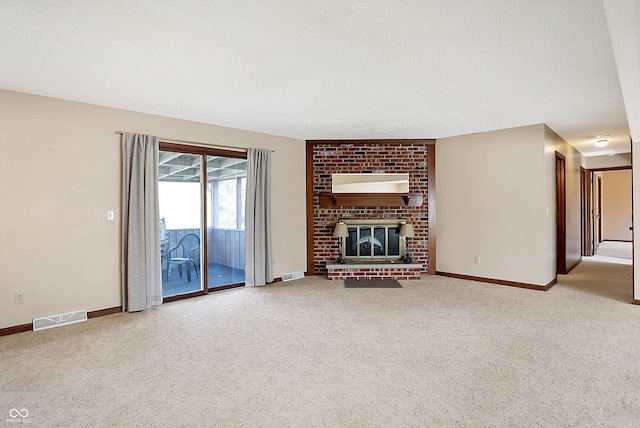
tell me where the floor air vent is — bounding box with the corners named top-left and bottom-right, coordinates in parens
top-left (282, 271), bottom-right (304, 282)
top-left (33, 310), bottom-right (88, 331)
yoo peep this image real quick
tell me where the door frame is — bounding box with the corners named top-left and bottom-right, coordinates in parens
top-left (597, 176), bottom-right (603, 245)
top-left (580, 167), bottom-right (593, 256)
top-left (159, 142), bottom-right (247, 303)
top-left (583, 166), bottom-right (633, 254)
top-left (556, 152), bottom-right (567, 274)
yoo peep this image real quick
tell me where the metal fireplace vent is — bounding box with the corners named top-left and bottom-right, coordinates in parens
top-left (282, 271), bottom-right (304, 282)
top-left (33, 309), bottom-right (88, 331)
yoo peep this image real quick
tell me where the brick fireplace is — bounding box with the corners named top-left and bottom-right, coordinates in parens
top-left (306, 140), bottom-right (435, 278)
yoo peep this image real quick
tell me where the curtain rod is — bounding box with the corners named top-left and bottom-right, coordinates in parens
top-left (115, 131), bottom-right (274, 153)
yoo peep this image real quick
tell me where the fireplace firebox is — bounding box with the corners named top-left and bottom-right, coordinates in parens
top-left (339, 219), bottom-right (408, 262)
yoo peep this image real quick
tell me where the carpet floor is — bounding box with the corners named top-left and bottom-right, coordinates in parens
top-left (1, 258), bottom-right (638, 427)
top-left (592, 240), bottom-right (633, 263)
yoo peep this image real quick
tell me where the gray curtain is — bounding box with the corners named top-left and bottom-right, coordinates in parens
top-left (245, 148), bottom-right (273, 286)
top-left (121, 133), bottom-right (162, 311)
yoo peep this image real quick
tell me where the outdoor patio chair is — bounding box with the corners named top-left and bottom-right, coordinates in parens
top-left (167, 233), bottom-right (200, 282)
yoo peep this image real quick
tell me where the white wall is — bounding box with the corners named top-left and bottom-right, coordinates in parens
top-left (436, 124), bottom-right (551, 286)
top-left (601, 170), bottom-right (632, 241)
top-left (0, 90), bottom-right (307, 329)
top-left (436, 124), bottom-right (582, 287)
top-left (586, 153), bottom-right (631, 169)
top-left (602, 0), bottom-right (639, 303)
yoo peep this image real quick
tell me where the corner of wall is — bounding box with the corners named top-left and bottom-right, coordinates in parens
top-left (437, 124), bottom-right (550, 286)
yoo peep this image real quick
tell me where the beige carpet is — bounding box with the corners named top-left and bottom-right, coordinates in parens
top-left (1, 259), bottom-right (638, 427)
top-left (591, 240), bottom-right (633, 262)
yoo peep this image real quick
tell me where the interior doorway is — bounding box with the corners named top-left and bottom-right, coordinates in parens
top-left (579, 165), bottom-right (633, 303)
top-left (586, 168), bottom-right (632, 252)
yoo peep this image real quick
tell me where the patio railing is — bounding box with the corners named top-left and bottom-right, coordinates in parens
top-left (164, 228), bottom-right (245, 270)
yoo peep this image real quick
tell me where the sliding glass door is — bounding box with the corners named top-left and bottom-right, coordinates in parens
top-left (158, 144), bottom-right (247, 300)
top-left (206, 154), bottom-right (246, 288)
top-left (159, 151), bottom-right (204, 298)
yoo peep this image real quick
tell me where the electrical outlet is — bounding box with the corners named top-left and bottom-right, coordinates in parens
top-left (15, 292), bottom-right (25, 304)
top-left (475, 256), bottom-right (481, 264)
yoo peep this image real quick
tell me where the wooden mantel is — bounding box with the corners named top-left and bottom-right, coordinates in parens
top-left (318, 192), bottom-right (423, 208)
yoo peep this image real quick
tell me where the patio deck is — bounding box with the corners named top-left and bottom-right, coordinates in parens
top-left (162, 262), bottom-right (245, 297)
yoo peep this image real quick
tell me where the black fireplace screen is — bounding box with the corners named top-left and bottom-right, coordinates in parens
top-left (345, 226), bottom-right (401, 258)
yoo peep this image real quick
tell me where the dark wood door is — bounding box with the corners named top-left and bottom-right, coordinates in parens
top-left (556, 153), bottom-right (566, 274)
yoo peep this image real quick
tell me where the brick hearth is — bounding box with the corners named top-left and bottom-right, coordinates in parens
top-left (326, 263), bottom-right (422, 280)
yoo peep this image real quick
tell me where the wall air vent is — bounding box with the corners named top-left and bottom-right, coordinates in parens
top-left (33, 310), bottom-right (88, 331)
top-left (282, 271), bottom-right (305, 282)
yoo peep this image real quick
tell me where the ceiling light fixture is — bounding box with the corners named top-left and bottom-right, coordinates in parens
top-left (595, 139), bottom-right (609, 148)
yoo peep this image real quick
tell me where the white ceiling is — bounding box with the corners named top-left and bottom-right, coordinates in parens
top-left (0, 0), bottom-right (635, 155)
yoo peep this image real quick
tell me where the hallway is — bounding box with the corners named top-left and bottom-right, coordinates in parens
top-left (559, 241), bottom-right (633, 303)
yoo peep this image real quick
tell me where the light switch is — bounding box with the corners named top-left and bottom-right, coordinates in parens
top-left (107, 210), bottom-right (115, 221)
